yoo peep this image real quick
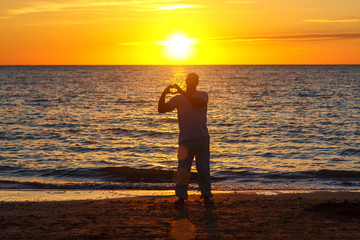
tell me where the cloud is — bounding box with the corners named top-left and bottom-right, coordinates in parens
top-left (8, 1), bottom-right (121, 16)
top-left (207, 32), bottom-right (360, 43)
top-left (117, 41), bottom-right (151, 46)
top-left (117, 32), bottom-right (360, 47)
top-left (155, 38), bottom-right (199, 45)
top-left (155, 4), bottom-right (201, 11)
top-left (5, 0), bottom-right (180, 16)
top-left (305, 18), bottom-right (360, 23)
top-left (227, 1), bottom-right (255, 3)
top-left (118, 37), bottom-right (199, 46)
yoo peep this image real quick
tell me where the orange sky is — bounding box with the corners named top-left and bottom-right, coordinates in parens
top-left (1, 0), bottom-right (360, 65)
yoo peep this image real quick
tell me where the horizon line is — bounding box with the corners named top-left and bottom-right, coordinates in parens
top-left (1, 64), bottom-right (360, 66)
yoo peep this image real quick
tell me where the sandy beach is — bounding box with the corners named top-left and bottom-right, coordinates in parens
top-left (1, 191), bottom-right (360, 239)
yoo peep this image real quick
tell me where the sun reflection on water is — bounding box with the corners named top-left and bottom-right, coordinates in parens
top-left (166, 67), bottom-right (187, 91)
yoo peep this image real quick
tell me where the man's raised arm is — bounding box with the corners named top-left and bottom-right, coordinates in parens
top-left (158, 85), bottom-right (173, 113)
top-left (173, 84), bottom-right (207, 107)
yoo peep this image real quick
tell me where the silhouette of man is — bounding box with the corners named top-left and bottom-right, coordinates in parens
top-left (158, 73), bottom-right (213, 204)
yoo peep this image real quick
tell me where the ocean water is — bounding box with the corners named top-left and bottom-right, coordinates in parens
top-left (0, 65), bottom-right (359, 191)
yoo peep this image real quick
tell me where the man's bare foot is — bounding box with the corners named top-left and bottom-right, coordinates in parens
top-left (174, 198), bottom-right (185, 205)
top-left (204, 197), bottom-right (214, 204)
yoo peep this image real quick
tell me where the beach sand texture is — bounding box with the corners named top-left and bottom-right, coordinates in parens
top-left (1, 192), bottom-right (360, 239)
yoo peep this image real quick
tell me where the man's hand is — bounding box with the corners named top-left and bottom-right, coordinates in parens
top-left (164, 84), bottom-right (184, 95)
top-left (163, 85), bottom-right (173, 94)
top-left (158, 85), bottom-right (177, 113)
top-left (172, 84), bottom-right (185, 95)
top-left (174, 84), bottom-right (207, 107)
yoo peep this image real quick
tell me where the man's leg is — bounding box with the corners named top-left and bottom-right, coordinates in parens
top-left (175, 142), bottom-right (195, 200)
top-left (195, 137), bottom-right (213, 199)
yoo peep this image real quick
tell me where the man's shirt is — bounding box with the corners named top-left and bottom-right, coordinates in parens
top-left (167, 91), bottom-right (209, 143)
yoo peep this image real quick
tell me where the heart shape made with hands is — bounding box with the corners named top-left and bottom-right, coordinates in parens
top-left (169, 85), bottom-right (181, 94)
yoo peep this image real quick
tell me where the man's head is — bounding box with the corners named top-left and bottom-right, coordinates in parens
top-left (185, 73), bottom-right (199, 92)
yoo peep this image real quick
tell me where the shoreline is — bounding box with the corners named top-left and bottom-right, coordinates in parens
top-left (1, 191), bottom-right (360, 239)
top-left (1, 189), bottom-right (359, 202)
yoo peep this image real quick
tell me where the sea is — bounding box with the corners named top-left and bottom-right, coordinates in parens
top-left (0, 65), bottom-right (359, 192)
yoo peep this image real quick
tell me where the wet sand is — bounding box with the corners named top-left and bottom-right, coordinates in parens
top-left (1, 191), bottom-right (360, 239)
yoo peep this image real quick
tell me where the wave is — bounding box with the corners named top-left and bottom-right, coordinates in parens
top-left (2, 165), bottom-right (360, 190)
top-left (116, 99), bottom-right (148, 104)
top-left (104, 127), bottom-right (174, 137)
top-left (0, 179), bottom-right (174, 190)
top-left (0, 166), bottom-right (198, 185)
top-left (3, 166), bottom-right (360, 183)
top-left (0, 166), bottom-right (202, 190)
top-left (214, 169), bottom-right (360, 180)
top-left (340, 148), bottom-right (360, 156)
top-left (308, 169), bottom-right (360, 179)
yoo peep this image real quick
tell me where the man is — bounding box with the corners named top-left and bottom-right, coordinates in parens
top-left (158, 72), bottom-right (214, 204)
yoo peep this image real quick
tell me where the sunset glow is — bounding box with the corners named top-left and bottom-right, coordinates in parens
top-left (158, 34), bottom-right (198, 61)
top-left (0, 0), bottom-right (360, 64)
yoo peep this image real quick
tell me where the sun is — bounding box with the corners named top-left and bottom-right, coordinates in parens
top-left (158, 33), bottom-right (198, 61)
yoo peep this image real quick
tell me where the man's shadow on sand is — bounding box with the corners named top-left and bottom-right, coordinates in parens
top-left (170, 203), bottom-right (222, 240)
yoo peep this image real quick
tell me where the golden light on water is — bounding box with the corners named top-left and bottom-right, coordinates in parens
top-left (165, 67), bottom-right (187, 90)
